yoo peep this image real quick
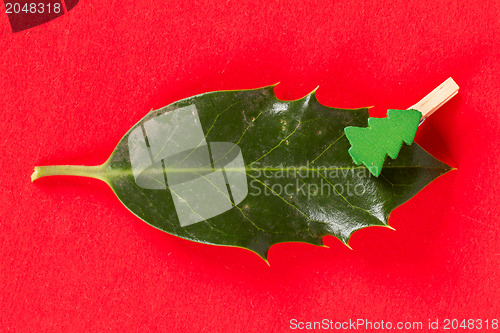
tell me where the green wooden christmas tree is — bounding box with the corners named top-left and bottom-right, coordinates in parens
top-left (344, 109), bottom-right (422, 177)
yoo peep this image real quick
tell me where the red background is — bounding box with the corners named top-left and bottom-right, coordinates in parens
top-left (1, 1), bottom-right (499, 331)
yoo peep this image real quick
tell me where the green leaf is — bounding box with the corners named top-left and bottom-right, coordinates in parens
top-left (344, 109), bottom-right (422, 176)
top-left (32, 86), bottom-right (451, 259)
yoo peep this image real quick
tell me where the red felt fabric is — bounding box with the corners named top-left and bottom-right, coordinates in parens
top-left (1, 1), bottom-right (499, 331)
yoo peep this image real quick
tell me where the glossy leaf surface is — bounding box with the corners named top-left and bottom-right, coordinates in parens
top-left (34, 86), bottom-right (451, 258)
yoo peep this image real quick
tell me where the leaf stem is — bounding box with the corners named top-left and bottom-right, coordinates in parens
top-left (31, 164), bottom-right (109, 183)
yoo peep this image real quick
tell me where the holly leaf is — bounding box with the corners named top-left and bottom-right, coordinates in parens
top-left (32, 86), bottom-right (451, 259)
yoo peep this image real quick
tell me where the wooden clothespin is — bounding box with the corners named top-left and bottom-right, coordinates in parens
top-left (410, 77), bottom-right (460, 122)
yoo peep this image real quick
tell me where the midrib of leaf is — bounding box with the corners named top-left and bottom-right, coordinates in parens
top-left (31, 163), bottom-right (448, 182)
